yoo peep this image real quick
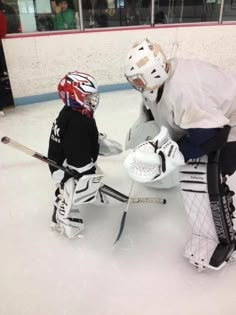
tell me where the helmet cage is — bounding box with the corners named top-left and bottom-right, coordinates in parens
top-left (84, 92), bottom-right (100, 111)
top-left (126, 74), bottom-right (147, 92)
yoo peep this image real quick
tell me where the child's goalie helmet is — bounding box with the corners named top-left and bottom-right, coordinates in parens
top-left (58, 71), bottom-right (100, 114)
top-left (124, 38), bottom-right (168, 102)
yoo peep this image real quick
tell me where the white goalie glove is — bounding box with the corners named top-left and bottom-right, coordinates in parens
top-left (99, 133), bottom-right (123, 156)
top-left (124, 126), bottom-right (185, 183)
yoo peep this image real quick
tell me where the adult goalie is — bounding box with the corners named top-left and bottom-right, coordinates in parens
top-left (123, 38), bottom-right (236, 271)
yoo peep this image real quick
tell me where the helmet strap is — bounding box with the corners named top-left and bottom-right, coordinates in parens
top-left (71, 107), bottom-right (92, 118)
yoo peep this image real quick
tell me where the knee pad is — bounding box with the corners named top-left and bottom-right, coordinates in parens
top-left (55, 174), bottom-right (104, 217)
top-left (180, 151), bottom-right (236, 270)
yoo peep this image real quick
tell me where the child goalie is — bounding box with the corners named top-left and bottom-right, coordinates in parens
top-left (48, 71), bottom-right (122, 239)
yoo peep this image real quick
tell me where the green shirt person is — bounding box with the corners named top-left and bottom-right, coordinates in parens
top-left (52, 0), bottom-right (75, 30)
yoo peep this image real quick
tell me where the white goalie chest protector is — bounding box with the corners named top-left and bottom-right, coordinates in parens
top-left (144, 58), bottom-right (236, 142)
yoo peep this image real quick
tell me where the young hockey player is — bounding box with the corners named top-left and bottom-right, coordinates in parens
top-left (48, 71), bottom-right (122, 239)
top-left (123, 38), bottom-right (236, 271)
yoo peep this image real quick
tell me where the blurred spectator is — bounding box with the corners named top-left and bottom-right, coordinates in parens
top-left (82, 0), bottom-right (94, 28)
top-left (67, 0), bottom-right (75, 10)
top-left (82, 0), bottom-right (92, 10)
top-left (0, 8), bottom-right (6, 37)
top-left (94, 0), bottom-right (108, 27)
top-left (51, 0), bottom-right (75, 30)
top-left (0, 0), bottom-right (19, 34)
top-left (141, 0), bottom-right (149, 7)
top-left (126, 0), bottom-right (140, 25)
top-left (0, 9), bottom-right (6, 116)
top-left (155, 10), bottom-right (166, 24)
top-left (36, 14), bottom-right (54, 31)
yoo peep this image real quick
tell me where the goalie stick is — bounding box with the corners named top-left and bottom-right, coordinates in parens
top-left (100, 184), bottom-right (166, 204)
top-left (1, 136), bottom-right (167, 205)
top-left (114, 181), bottom-right (134, 245)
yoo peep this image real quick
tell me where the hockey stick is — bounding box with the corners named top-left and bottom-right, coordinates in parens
top-left (1, 136), bottom-right (166, 205)
top-left (100, 184), bottom-right (166, 204)
top-left (114, 180), bottom-right (134, 245)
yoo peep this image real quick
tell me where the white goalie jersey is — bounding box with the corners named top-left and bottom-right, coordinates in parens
top-left (144, 58), bottom-right (236, 143)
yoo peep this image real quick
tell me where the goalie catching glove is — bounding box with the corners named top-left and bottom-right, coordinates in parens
top-left (124, 126), bottom-right (185, 183)
top-left (99, 133), bottom-right (123, 156)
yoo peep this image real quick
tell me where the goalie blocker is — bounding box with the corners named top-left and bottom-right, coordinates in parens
top-left (180, 150), bottom-right (236, 271)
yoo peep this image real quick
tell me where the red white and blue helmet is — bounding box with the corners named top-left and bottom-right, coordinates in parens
top-left (58, 71), bottom-right (99, 113)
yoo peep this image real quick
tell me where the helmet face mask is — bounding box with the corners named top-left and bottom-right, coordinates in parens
top-left (58, 71), bottom-right (99, 114)
top-left (124, 39), bottom-right (168, 101)
top-left (84, 92), bottom-right (100, 111)
top-left (126, 74), bottom-right (147, 92)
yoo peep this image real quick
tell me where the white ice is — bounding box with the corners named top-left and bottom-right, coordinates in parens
top-left (0, 90), bottom-right (236, 315)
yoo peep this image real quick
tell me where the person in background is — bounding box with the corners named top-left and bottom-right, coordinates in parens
top-left (94, 0), bottom-right (108, 28)
top-left (51, 0), bottom-right (75, 30)
top-left (0, 0), bottom-right (19, 34)
top-left (0, 0), bottom-right (18, 116)
top-left (126, 0), bottom-right (140, 26)
top-left (0, 9), bottom-right (6, 116)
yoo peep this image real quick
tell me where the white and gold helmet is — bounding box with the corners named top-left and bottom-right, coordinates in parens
top-left (124, 39), bottom-right (168, 101)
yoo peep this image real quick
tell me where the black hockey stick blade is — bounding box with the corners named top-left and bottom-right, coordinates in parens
top-left (114, 212), bottom-right (127, 245)
top-left (100, 184), bottom-right (129, 202)
top-left (100, 184), bottom-right (167, 204)
top-left (113, 181), bottom-right (134, 245)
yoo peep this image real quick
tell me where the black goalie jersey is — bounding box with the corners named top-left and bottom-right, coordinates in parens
top-left (48, 106), bottom-right (99, 175)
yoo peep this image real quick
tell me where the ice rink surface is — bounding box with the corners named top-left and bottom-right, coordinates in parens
top-left (0, 90), bottom-right (236, 315)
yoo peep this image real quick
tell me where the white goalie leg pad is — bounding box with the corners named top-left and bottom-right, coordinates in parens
top-left (55, 205), bottom-right (84, 239)
top-left (93, 188), bottom-right (110, 206)
top-left (99, 133), bottom-right (123, 156)
top-left (180, 156), bottom-right (220, 269)
top-left (180, 156), bottom-right (218, 240)
top-left (184, 235), bottom-right (226, 271)
top-left (53, 174), bottom-right (104, 238)
top-left (59, 177), bottom-right (76, 217)
top-left (53, 178), bottom-right (84, 239)
top-left (180, 155), bottom-right (235, 271)
top-left (72, 174), bottom-right (104, 207)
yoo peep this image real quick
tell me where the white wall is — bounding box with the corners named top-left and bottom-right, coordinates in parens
top-left (2, 24), bottom-right (236, 102)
